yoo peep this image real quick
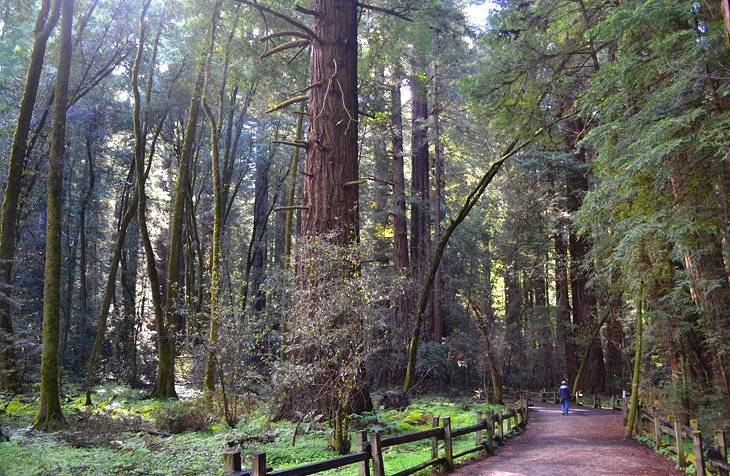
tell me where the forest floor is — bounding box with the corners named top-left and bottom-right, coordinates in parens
top-left (451, 403), bottom-right (686, 476)
top-left (0, 383), bottom-right (499, 475)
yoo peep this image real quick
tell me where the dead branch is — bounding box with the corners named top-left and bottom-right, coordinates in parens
top-left (274, 140), bottom-right (309, 149)
top-left (274, 205), bottom-right (309, 212)
top-left (295, 5), bottom-right (318, 16)
top-left (260, 39), bottom-right (310, 59)
top-left (293, 81), bottom-right (323, 95)
top-left (357, 2), bottom-right (413, 21)
top-left (235, 0), bottom-right (320, 42)
top-left (343, 179), bottom-right (367, 187)
top-left (265, 95), bottom-right (308, 114)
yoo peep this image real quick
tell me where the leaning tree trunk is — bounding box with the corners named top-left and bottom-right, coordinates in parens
top-left (34, 0), bottom-right (73, 429)
top-left (0, 0), bottom-right (60, 391)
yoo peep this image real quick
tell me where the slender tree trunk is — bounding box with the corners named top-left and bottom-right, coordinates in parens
top-left (156, 0), bottom-right (220, 398)
top-left (77, 134), bottom-right (96, 367)
top-left (35, 0), bottom-right (73, 429)
top-left (0, 0), bottom-right (60, 391)
top-left (469, 298), bottom-right (502, 404)
top-left (391, 74), bottom-right (409, 329)
top-left (250, 155), bottom-right (269, 313)
top-left (283, 105), bottom-right (305, 269)
top-left (625, 297), bottom-right (642, 439)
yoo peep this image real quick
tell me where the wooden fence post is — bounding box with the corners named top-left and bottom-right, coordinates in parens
top-left (223, 448), bottom-right (242, 475)
top-left (357, 430), bottom-right (370, 476)
top-left (431, 416), bottom-right (440, 462)
top-left (252, 452), bottom-right (267, 476)
top-left (507, 409), bottom-right (513, 433)
top-left (497, 410), bottom-right (504, 442)
top-left (611, 395), bottom-right (616, 411)
top-left (691, 426), bottom-right (705, 476)
top-left (671, 416), bottom-right (685, 468)
top-left (634, 405), bottom-right (642, 437)
top-left (714, 430), bottom-right (728, 476)
top-left (486, 410), bottom-right (495, 454)
top-left (540, 389), bottom-right (545, 402)
top-left (369, 433), bottom-right (385, 476)
top-left (593, 395), bottom-right (599, 409)
top-left (476, 411), bottom-right (483, 447)
top-left (443, 416), bottom-right (454, 471)
top-left (553, 391), bottom-right (558, 403)
top-left (653, 414), bottom-right (662, 449)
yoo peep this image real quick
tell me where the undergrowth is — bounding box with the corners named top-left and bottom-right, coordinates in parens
top-left (0, 384), bottom-right (504, 475)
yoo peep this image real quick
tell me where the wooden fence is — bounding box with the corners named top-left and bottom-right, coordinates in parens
top-left (626, 403), bottom-right (730, 476)
top-left (222, 400), bottom-right (529, 476)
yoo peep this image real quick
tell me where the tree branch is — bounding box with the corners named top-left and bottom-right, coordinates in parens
top-left (260, 39), bottom-right (310, 59)
top-left (265, 95), bottom-right (308, 114)
top-left (235, 0), bottom-right (320, 41)
top-left (260, 30), bottom-right (311, 42)
top-left (357, 2), bottom-right (413, 21)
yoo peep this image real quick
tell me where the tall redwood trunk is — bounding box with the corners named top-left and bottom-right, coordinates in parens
top-left (565, 117), bottom-right (605, 393)
top-left (432, 63), bottom-right (444, 343)
top-left (301, 0), bottom-right (359, 243)
top-left (409, 75), bottom-right (431, 338)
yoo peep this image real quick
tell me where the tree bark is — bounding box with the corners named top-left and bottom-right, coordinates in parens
top-left (0, 0), bottom-right (60, 391)
top-left (35, 0), bottom-right (73, 429)
top-left (283, 104), bottom-right (305, 269)
top-left (625, 297), bottom-right (642, 439)
top-left (432, 63), bottom-right (444, 343)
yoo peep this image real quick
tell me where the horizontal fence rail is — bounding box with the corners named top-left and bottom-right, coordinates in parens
top-left (222, 399), bottom-right (530, 476)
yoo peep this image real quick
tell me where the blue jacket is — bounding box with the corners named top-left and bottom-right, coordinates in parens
top-left (559, 385), bottom-right (570, 401)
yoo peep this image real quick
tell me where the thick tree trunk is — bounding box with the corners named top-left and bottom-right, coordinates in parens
top-left (409, 76), bottom-right (432, 338)
top-left (301, 0), bottom-right (359, 244)
top-left (35, 0), bottom-right (73, 429)
top-left (0, 0), bottom-right (60, 391)
top-left (432, 63), bottom-right (444, 343)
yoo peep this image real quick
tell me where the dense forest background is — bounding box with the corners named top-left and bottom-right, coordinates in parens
top-left (0, 0), bottom-right (728, 449)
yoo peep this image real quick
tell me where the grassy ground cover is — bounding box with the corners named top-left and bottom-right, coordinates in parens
top-left (0, 385), bottom-right (506, 475)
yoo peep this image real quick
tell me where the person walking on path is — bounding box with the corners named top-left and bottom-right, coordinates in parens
top-left (559, 380), bottom-right (570, 415)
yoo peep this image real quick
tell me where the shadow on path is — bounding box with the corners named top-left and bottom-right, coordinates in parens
top-left (449, 403), bottom-right (684, 476)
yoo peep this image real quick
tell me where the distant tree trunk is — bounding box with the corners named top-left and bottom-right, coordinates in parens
top-left (283, 105), bottom-right (305, 269)
top-left (565, 116), bottom-right (604, 393)
top-left (119, 212), bottom-right (139, 382)
top-left (0, 0), bottom-right (60, 391)
top-left (77, 134), bottom-right (96, 367)
top-left (432, 63), bottom-right (444, 343)
top-left (157, 0), bottom-right (220, 398)
top-left (250, 154), bottom-right (269, 313)
top-left (625, 297), bottom-right (642, 439)
top-left (35, 0), bottom-right (73, 429)
top-left (504, 265), bottom-right (523, 388)
top-left (409, 75), bottom-right (431, 337)
top-left (391, 74), bottom-right (409, 328)
top-left (469, 297), bottom-right (502, 404)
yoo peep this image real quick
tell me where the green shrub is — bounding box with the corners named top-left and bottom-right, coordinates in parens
top-left (154, 399), bottom-right (214, 434)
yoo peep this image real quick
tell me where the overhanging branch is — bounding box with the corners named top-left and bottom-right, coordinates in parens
top-left (235, 0), bottom-right (320, 42)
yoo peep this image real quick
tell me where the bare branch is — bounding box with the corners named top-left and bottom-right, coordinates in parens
top-left (357, 2), bottom-right (413, 21)
top-left (265, 95), bottom-right (308, 114)
top-left (274, 205), bottom-right (309, 212)
top-left (274, 140), bottom-right (309, 149)
top-left (260, 39), bottom-right (310, 59)
top-left (260, 30), bottom-right (310, 42)
top-left (294, 5), bottom-right (318, 16)
top-left (234, 0), bottom-right (320, 42)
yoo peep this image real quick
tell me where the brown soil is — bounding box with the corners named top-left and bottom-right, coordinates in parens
top-left (450, 403), bottom-right (685, 476)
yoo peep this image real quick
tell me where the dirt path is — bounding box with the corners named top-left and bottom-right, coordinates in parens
top-left (451, 403), bottom-right (684, 476)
